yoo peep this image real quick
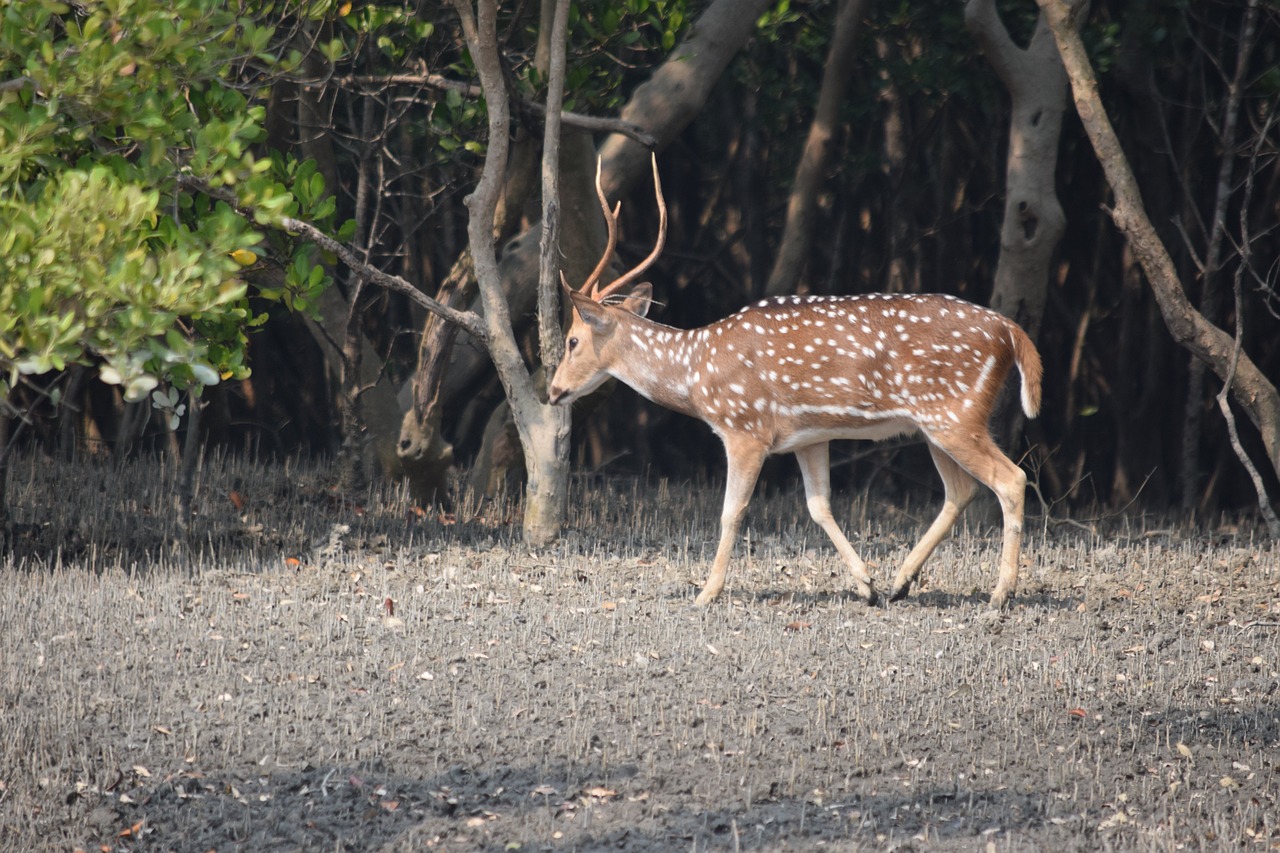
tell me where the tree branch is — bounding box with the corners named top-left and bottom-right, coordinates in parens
top-left (174, 175), bottom-right (488, 341)
top-left (448, 0), bottom-right (541, 419)
top-left (1037, 0), bottom-right (1280, 495)
top-left (597, 0), bottom-right (774, 200)
top-left (336, 69), bottom-right (658, 148)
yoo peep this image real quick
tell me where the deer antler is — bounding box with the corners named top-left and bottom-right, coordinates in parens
top-left (574, 157), bottom-right (622, 299)
top-left (571, 154), bottom-right (666, 305)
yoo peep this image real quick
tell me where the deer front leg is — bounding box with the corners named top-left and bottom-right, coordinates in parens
top-left (695, 435), bottom-right (768, 606)
top-left (794, 443), bottom-right (878, 604)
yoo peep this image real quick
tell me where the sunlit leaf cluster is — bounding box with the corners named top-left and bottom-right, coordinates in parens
top-left (0, 0), bottom-right (337, 411)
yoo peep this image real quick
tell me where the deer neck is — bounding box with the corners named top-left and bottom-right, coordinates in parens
top-left (608, 316), bottom-right (704, 418)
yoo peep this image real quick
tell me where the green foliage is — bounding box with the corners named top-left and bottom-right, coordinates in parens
top-left (0, 167), bottom-right (249, 399)
top-left (0, 0), bottom-right (337, 414)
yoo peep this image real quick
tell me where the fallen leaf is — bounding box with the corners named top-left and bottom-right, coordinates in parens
top-left (118, 820), bottom-right (144, 837)
top-left (583, 786), bottom-right (617, 799)
top-left (785, 620), bottom-right (812, 632)
top-left (1068, 708), bottom-right (1087, 719)
top-left (1176, 742), bottom-right (1194, 760)
top-left (601, 601), bottom-right (617, 611)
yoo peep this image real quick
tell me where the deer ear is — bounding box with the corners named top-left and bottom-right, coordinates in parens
top-left (568, 289), bottom-right (614, 332)
top-left (620, 283), bottom-right (653, 318)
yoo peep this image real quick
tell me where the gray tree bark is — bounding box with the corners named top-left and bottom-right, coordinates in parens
top-left (400, 0), bottom-right (771, 506)
top-left (966, 0), bottom-right (1082, 449)
top-left (596, 0), bottom-right (773, 201)
top-left (965, 0), bottom-right (1079, 340)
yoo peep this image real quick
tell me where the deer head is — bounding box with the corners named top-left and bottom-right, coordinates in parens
top-left (548, 155), bottom-right (666, 406)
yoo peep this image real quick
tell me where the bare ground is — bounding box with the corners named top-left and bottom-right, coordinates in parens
top-left (1, 452), bottom-right (1278, 852)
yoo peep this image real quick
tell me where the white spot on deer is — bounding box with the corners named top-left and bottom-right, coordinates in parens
top-left (973, 354), bottom-right (997, 394)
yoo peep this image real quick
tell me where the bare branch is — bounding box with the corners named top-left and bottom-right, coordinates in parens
top-left (336, 69), bottom-right (658, 148)
top-left (174, 175), bottom-right (487, 341)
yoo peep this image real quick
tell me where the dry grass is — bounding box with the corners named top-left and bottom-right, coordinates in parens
top-left (1, 451), bottom-right (1278, 852)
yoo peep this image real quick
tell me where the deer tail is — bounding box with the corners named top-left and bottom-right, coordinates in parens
top-left (1009, 324), bottom-right (1043, 419)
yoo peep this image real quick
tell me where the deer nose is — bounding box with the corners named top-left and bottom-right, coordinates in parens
top-left (547, 386), bottom-right (566, 405)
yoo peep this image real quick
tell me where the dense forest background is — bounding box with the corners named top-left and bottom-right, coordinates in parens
top-left (4, 0), bottom-right (1278, 523)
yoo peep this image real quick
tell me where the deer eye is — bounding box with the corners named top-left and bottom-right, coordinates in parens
top-left (567, 337), bottom-right (579, 352)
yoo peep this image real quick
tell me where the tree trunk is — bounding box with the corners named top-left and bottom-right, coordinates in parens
top-left (965, 0), bottom-right (1078, 339)
top-left (765, 0), bottom-right (868, 297)
top-left (966, 0), bottom-right (1080, 447)
top-left (404, 0), bottom-right (768, 509)
top-left (448, 0), bottom-right (573, 546)
top-left (875, 36), bottom-right (912, 293)
top-left (1038, 0), bottom-right (1280, 495)
top-left (596, 0), bottom-right (774, 201)
top-left (397, 254), bottom-right (473, 506)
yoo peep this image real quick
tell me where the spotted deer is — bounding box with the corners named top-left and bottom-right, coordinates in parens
top-left (548, 158), bottom-right (1043, 608)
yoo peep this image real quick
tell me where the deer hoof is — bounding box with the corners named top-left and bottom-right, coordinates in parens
top-left (888, 582), bottom-right (912, 603)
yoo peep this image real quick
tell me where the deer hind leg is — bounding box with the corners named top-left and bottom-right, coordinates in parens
top-left (794, 443), bottom-right (878, 604)
top-left (920, 431), bottom-right (1028, 608)
top-left (890, 441), bottom-right (979, 602)
top-left (695, 434), bottom-right (768, 606)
